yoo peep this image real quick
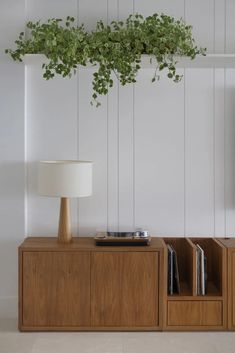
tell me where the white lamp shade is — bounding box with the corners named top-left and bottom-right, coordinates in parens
top-left (38, 160), bottom-right (92, 198)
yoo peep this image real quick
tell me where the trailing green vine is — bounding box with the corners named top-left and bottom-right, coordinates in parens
top-left (6, 14), bottom-right (206, 106)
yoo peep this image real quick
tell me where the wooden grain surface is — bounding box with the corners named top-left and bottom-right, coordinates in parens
top-left (58, 197), bottom-right (72, 243)
top-left (121, 252), bottom-right (158, 327)
top-left (19, 236), bottom-right (164, 252)
top-left (217, 239), bottom-right (233, 330)
top-left (164, 238), bottom-right (195, 295)
top-left (91, 252), bottom-right (121, 326)
top-left (217, 238), bottom-right (235, 248)
top-left (167, 300), bottom-right (222, 326)
top-left (91, 251), bottom-right (159, 327)
top-left (19, 236), bottom-right (229, 331)
top-left (190, 238), bottom-right (225, 296)
top-left (22, 251), bottom-right (90, 327)
top-left (232, 252), bottom-right (235, 327)
top-left (163, 237), bottom-right (227, 330)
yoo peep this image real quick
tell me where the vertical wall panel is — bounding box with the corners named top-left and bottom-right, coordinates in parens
top-left (135, 0), bottom-right (184, 18)
top-left (135, 71), bottom-right (184, 235)
top-left (0, 61), bottom-right (25, 299)
top-left (118, 0), bottom-right (135, 231)
top-left (26, 68), bottom-right (78, 235)
top-left (107, 76), bottom-right (119, 232)
top-left (214, 69), bottom-right (225, 236)
top-left (119, 0), bottom-right (133, 18)
top-left (185, 69), bottom-right (214, 235)
top-left (78, 0), bottom-right (108, 236)
top-left (225, 70), bottom-right (235, 236)
top-left (0, 0), bottom-right (25, 49)
top-left (78, 0), bottom-right (107, 29)
top-left (118, 84), bottom-right (134, 231)
top-left (26, 0), bottom-right (78, 236)
top-left (107, 1), bottom-right (118, 231)
top-left (185, 0), bottom-right (214, 53)
top-left (78, 69), bottom-right (107, 236)
top-left (226, 0), bottom-right (235, 53)
top-left (215, 0), bottom-right (226, 53)
top-left (0, 0), bottom-right (25, 311)
top-left (26, 0), bottom-right (77, 21)
top-left (134, 0), bottom-right (185, 236)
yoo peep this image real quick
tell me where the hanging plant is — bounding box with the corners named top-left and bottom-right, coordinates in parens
top-left (5, 14), bottom-right (206, 106)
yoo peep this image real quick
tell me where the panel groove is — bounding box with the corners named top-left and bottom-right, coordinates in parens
top-left (184, 0), bottom-right (186, 237)
top-left (133, 0), bottom-right (135, 230)
top-left (213, 0), bottom-right (215, 53)
top-left (106, 0), bottom-right (109, 232)
top-left (224, 0), bottom-right (227, 53)
top-left (213, 67), bottom-right (215, 237)
top-left (224, 68), bottom-right (227, 237)
top-left (184, 68), bottom-right (186, 237)
top-left (77, 0), bottom-right (80, 237)
top-left (117, 0), bottom-right (120, 232)
top-left (133, 83), bottom-right (135, 230)
top-left (24, 0), bottom-right (28, 238)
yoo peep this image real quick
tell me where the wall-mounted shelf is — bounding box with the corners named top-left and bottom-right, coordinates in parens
top-left (22, 53), bottom-right (235, 68)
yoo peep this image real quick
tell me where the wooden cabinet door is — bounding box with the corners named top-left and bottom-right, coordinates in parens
top-left (91, 251), bottom-right (158, 328)
top-left (231, 252), bottom-right (235, 328)
top-left (91, 252), bottom-right (121, 326)
top-left (22, 251), bottom-right (90, 328)
top-left (121, 252), bottom-right (159, 327)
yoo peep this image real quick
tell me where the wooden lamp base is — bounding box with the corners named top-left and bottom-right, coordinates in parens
top-left (58, 197), bottom-right (72, 243)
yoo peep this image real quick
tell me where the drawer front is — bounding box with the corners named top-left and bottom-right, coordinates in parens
top-left (168, 301), bottom-right (222, 327)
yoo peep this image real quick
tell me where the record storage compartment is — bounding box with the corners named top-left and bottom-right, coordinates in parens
top-left (162, 238), bottom-right (227, 331)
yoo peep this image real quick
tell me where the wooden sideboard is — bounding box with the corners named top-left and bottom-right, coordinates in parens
top-left (162, 237), bottom-right (227, 331)
top-left (19, 237), bottom-right (164, 331)
top-left (19, 236), bottom-right (233, 331)
top-left (217, 238), bottom-right (235, 330)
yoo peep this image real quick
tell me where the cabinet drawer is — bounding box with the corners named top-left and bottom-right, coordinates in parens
top-left (168, 301), bottom-right (222, 327)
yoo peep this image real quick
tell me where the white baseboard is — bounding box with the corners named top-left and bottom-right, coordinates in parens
top-left (0, 296), bottom-right (17, 319)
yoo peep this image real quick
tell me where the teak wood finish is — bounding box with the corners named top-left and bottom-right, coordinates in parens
top-left (22, 252), bottom-right (90, 327)
top-left (217, 238), bottom-right (235, 330)
top-left (91, 252), bottom-right (158, 327)
top-left (161, 237), bottom-right (227, 331)
top-left (19, 237), bottom-right (163, 331)
top-left (58, 197), bottom-right (72, 243)
top-left (19, 236), bottom-right (230, 332)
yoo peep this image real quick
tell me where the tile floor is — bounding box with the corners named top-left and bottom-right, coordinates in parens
top-left (1, 319), bottom-right (235, 353)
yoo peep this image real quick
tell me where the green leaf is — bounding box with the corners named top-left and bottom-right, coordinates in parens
top-left (5, 13), bottom-right (206, 107)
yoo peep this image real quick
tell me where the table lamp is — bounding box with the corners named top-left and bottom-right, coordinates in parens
top-left (38, 160), bottom-right (92, 243)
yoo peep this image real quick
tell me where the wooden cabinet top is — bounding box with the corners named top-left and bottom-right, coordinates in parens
top-left (19, 236), bottom-right (164, 252)
top-left (218, 238), bottom-right (235, 249)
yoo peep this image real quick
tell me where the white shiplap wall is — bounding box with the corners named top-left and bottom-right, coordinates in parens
top-left (0, 0), bottom-right (25, 317)
top-left (26, 0), bottom-right (235, 238)
top-left (1, 0), bottom-right (235, 317)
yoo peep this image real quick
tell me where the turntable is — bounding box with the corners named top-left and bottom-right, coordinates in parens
top-left (94, 231), bottom-right (151, 246)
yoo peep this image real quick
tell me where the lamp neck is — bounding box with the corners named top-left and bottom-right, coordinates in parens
top-left (58, 197), bottom-right (72, 243)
